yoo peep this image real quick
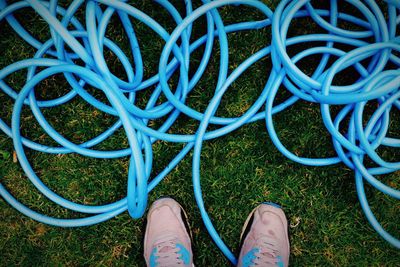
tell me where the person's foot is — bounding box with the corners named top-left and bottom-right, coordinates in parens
top-left (237, 202), bottom-right (290, 267)
top-left (144, 198), bottom-right (193, 267)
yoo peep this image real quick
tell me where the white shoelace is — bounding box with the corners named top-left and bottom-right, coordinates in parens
top-left (154, 238), bottom-right (184, 267)
top-left (252, 238), bottom-right (281, 266)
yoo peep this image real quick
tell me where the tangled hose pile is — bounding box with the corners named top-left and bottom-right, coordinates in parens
top-left (0, 0), bottom-right (399, 263)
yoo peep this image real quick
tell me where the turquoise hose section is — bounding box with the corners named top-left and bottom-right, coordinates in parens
top-left (0, 0), bottom-right (399, 264)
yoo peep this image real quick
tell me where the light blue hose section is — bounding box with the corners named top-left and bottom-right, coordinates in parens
top-left (0, 0), bottom-right (399, 263)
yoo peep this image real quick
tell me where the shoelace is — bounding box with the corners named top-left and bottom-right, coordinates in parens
top-left (252, 238), bottom-right (281, 266)
top-left (154, 238), bottom-right (185, 267)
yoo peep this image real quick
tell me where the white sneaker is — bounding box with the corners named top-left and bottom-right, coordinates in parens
top-left (144, 198), bottom-right (193, 267)
top-left (237, 202), bottom-right (290, 267)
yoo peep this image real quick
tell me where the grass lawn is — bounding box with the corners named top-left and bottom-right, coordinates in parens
top-left (1, 0), bottom-right (399, 266)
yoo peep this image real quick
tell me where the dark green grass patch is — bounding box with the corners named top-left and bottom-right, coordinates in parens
top-left (1, 1), bottom-right (399, 266)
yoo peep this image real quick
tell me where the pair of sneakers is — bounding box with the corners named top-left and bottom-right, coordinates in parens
top-left (144, 198), bottom-right (290, 267)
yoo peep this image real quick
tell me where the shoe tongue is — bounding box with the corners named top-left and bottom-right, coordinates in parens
top-left (260, 250), bottom-right (275, 259)
top-left (258, 238), bottom-right (278, 257)
top-left (156, 235), bottom-right (177, 253)
top-left (159, 245), bottom-right (174, 253)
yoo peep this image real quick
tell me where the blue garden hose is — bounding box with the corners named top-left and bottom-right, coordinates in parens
top-left (0, 0), bottom-right (399, 264)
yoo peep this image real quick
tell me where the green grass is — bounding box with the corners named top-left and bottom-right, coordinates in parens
top-left (1, 0), bottom-right (399, 266)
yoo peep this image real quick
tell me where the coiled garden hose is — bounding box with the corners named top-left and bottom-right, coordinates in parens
top-left (0, 0), bottom-right (399, 264)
